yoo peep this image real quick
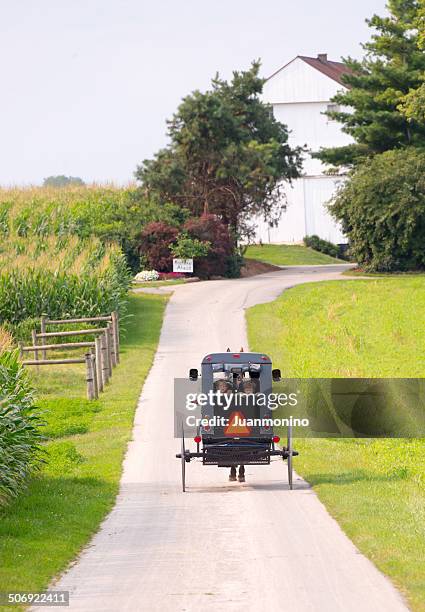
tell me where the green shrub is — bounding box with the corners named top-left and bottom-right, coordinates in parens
top-left (170, 234), bottom-right (210, 258)
top-left (304, 235), bottom-right (340, 258)
top-left (329, 148), bottom-right (425, 272)
top-left (0, 350), bottom-right (44, 506)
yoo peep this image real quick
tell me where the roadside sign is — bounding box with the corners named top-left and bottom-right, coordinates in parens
top-left (173, 258), bottom-right (193, 273)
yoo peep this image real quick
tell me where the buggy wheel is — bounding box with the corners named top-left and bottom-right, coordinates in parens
top-left (287, 423), bottom-right (293, 490)
top-left (196, 425), bottom-right (201, 454)
top-left (181, 426), bottom-right (186, 492)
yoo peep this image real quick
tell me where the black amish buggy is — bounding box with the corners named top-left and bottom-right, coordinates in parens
top-left (176, 350), bottom-right (298, 491)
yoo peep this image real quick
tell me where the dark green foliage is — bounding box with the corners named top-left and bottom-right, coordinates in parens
top-left (0, 350), bottom-right (44, 506)
top-left (225, 253), bottom-right (245, 278)
top-left (329, 148), bottom-right (425, 271)
top-left (304, 235), bottom-right (340, 258)
top-left (316, 0), bottom-right (425, 167)
top-left (136, 62), bottom-right (303, 239)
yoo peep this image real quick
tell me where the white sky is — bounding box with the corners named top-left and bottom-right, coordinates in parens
top-left (0, 0), bottom-right (387, 185)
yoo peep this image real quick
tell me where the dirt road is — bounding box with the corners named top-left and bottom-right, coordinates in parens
top-left (36, 266), bottom-right (408, 612)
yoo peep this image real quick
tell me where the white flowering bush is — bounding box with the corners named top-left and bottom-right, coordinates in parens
top-left (134, 270), bottom-right (160, 282)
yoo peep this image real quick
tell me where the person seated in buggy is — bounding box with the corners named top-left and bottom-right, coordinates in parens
top-left (228, 376), bottom-right (258, 483)
top-left (212, 378), bottom-right (244, 482)
top-left (238, 378), bottom-right (258, 395)
top-left (214, 378), bottom-right (234, 394)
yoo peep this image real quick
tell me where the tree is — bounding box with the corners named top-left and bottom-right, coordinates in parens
top-left (399, 0), bottom-right (425, 122)
top-left (43, 175), bottom-right (85, 187)
top-left (136, 62), bottom-right (303, 239)
top-left (329, 148), bottom-right (425, 271)
top-left (317, 0), bottom-right (425, 168)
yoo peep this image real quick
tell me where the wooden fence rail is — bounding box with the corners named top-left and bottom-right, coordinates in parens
top-left (44, 316), bottom-right (112, 324)
top-left (36, 328), bottom-right (107, 338)
top-left (21, 311), bottom-right (120, 400)
top-left (23, 358), bottom-right (86, 365)
top-left (19, 341), bottom-right (95, 353)
top-left (40, 311), bottom-right (120, 364)
top-left (22, 353), bottom-right (99, 400)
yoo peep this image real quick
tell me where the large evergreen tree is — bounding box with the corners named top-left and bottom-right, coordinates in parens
top-left (136, 62), bottom-right (303, 239)
top-left (399, 0), bottom-right (425, 122)
top-left (317, 0), bottom-right (425, 168)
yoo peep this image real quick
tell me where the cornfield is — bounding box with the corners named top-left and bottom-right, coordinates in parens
top-left (0, 234), bottom-right (131, 326)
top-left (0, 183), bottom-right (145, 273)
top-left (0, 348), bottom-right (45, 506)
top-left (0, 184), bottom-right (137, 241)
top-left (0, 186), bottom-right (134, 506)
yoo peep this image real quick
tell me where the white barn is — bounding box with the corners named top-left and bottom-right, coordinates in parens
top-left (254, 54), bottom-right (353, 244)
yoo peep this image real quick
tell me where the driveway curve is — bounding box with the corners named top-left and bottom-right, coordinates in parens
top-left (36, 265), bottom-right (407, 612)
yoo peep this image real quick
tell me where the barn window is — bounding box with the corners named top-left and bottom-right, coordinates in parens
top-left (326, 103), bottom-right (340, 122)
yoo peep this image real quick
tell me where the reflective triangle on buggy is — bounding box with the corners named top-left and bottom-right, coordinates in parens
top-left (224, 411), bottom-right (251, 436)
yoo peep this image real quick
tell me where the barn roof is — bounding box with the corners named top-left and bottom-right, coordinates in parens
top-left (268, 54), bottom-right (352, 87)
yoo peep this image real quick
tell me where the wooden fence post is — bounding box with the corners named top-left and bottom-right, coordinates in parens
top-left (40, 316), bottom-right (47, 359)
top-left (18, 341), bottom-right (24, 358)
top-left (95, 337), bottom-right (103, 393)
top-left (105, 323), bottom-right (113, 373)
top-left (90, 349), bottom-right (99, 399)
top-left (85, 353), bottom-right (95, 400)
top-left (108, 322), bottom-right (116, 368)
top-left (101, 332), bottom-right (109, 385)
top-left (112, 311), bottom-right (119, 364)
top-left (31, 329), bottom-right (39, 371)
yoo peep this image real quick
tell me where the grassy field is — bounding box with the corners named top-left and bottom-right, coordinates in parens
top-left (0, 293), bottom-right (167, 607)
top-left (245, 244), bottom-right (343, 266)
top-left (343, 268), bottom-right (425, 278)
top-left (132, 279), bottom-right (187, 288)
top-left (247, 277), bottom-right (425, 611)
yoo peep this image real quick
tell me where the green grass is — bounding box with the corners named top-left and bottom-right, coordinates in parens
top-left (247, 277), bottom-right (425, 611)
top-left (132, 279), bottom-right (186, 288)
top-left (343, 268), bottom-right (425, 278)
top-left (293, 438), bottom-right (425, 610)
top-left (247, 277), bottom-right (425, 377)
top-left (0, 293), bottom-right (167, 608)
top-left (245, 244), bottom-right (343, 266)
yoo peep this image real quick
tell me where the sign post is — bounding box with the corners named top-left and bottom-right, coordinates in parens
top-left (173, 259), bottom-right (193, 273)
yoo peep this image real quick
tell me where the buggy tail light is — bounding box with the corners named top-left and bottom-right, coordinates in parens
top-left (273, 436), bottom-right (280, 443)
top-left (194, 436), bottom-right (201, 444)
top-left (233, 354), bottom-right (240, 358)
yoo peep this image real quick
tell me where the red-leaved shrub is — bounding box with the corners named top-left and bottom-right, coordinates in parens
top-left (138, 222), bottom-right (179, 272)
top-left (183, 214), bottom-right (234, 278)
